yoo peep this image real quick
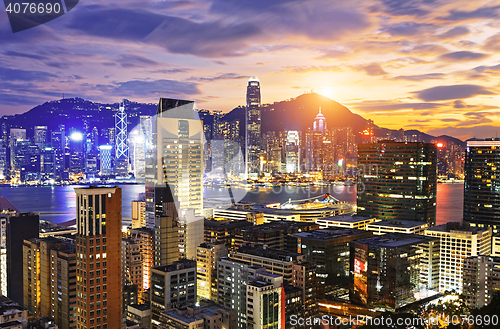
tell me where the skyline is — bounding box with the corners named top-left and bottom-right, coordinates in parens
top-left (2, 0), bottom-right (500, 140)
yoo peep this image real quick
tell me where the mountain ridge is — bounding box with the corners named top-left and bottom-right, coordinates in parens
top-left (0, 93), bottom-right (464, 145)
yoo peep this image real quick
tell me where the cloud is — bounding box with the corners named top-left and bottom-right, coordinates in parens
top-left (441, 118), bottom-right (460, 122)
top-left (282, 65), bottom-right (342, 73)
top-left (3, 51), bottom-right (46, 61)
top-left (0, 67), bottom-right (57, 82)
top-left (414, 84), bottom-right (494, 101)
top-left (393, 73), bottom-right (444, 81)
top-left (110, 79), bottom-right (201, 98)
top-left (151, 68), bottom-right (193, 74)
top-left (436, 26), bottom-right (470, 39)
top-left (210, 0), bottom-right (371, 41)
top-left (355, 63), bottom-right (387, 76)
top-left (440, 5), bottom-right (500, 21)
top-left (66, 5), bottom-right (262, 57)
top-left (402, 44), bottom-right (449, 57)
top-left (117, 54), bottom-right (159, 68)
top-left (439, 51), bottom-right (490, 62)
top-left (382, 22), bottom-right (436, 37)
top-left (351, 100), bottom-right (443, 112)
top-left (378, 0), bottom-right (436, 16)
top-left (453, 100), bottom-right (467, 108)
top-left (192, 73), bottom-right (248, 82)
top-left (482, 33), bottom-right (500, 52)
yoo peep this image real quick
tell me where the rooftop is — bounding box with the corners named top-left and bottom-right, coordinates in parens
top-left (153, 258), bottom-right (196, 273)
top-left (233, 245), bottom-right (303, 261)
top-left (241, 221), bottom-right (318, 233)
top-left (293, 227), bottom-right (371, 241)
top-left (426, 222), bottom-right (489, 234)
top-left (367, 220), bottom-right (429, 229)
top-left (318, 215), bottom-right (375, 223)
top-left (353, 232), bottom-right (437, 249)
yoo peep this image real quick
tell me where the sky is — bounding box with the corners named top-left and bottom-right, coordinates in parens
top-left (1, 0), bottom-right (500, 140)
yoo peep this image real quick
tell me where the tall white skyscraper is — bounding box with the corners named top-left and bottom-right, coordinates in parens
top-left (286, 130), bottom-right (300, 173)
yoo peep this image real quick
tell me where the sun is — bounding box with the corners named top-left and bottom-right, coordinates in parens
top-left (315, 86), bottom-right (335, 100)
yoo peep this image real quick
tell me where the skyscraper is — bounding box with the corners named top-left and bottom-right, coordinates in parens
top-left (6, 212), bottom-right (39, 305)
top-left (145, 98), bottom-right (204, 228)
top-left (357, 141), bottom-right (438, 225)
top-left (285, 131), bottom-right (300, 173)
top-left (464, 139), bottom-right (500, 232)
top-left (75, 186), bottom-right (122, 329)
top-left (246, 77), bottom-right (261, 179)
top-left (34, 126), bottom-right (48, 149)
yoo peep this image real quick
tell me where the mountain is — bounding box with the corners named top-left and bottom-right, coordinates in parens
top-left (222, 92), bottom-right (465, 145)
top-left (0, 93), bottom-right (464, 146)
top-left (261, 92), bottom-right (372, 135)
top-left (0, 98), bottom-right (157, 138)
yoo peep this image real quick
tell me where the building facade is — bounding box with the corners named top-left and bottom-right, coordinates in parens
top-left (464, 140), bottom-right (500, 232)
top-left (246, 77), bottom-right (261, 178)
top-left (75, 186), bottom-right (123, 329)
top-left (357, 141), bottom-right (438, 225)
top-left (463, 255), bottom-right (500, 309)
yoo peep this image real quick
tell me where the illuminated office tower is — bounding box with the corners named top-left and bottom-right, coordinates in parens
top-left (0, 146), bottom-right (7, 180)
top-left (34, 126), bottom-right (48, 149)
top-left (129, 129), bottom-right (146, 180)
top-left (357, 141), bottom-right (438, 225)
top-left (75, 186), bottom-right (122, 329)
top-left (115, 103), bottom-right (129, 177)
top-left (122, 238), bottom-right (142, 310)
top-left (246, 77), bottom-right (261, 179)
top-left (145, 98), bottom-right (204, 228)
top-left (9, 128), bottom-right (26, 170)
top-left (286, 131), bottom-right (300, 173)
top-left (464, 139), bottom-right (500, 232)
top-left (305, 109), bottom-right (329, 172)
top-left (99, 145), bottom-right (113, 176)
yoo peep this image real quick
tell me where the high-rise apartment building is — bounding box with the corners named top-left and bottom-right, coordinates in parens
top-left (75, 186), bottom-right (122, 329)
top-left (357, 141), bottom-right (438, 225)
top-left (129, 228), bottom-right (154, 292)
top-left (246, 77), bottom-right (261, 179)
top-left (246, 273), bottom-right (283, 329)
top-left (229, 245), bottom-right (306, 284)
top-left (131, 199), bottom-right (146, 229)
top-left (217, 258), bottom-right (266, 329)
top-left (463, 255), bottom-right (500, 309)
top-left (197, 243), bottom-right (228, 301)
top-left (464, 139), bottom-right (500, 232)
top-left (22, 237), bottom-right (77, 329)
top-left (122, 238), bottom-right (143, 307)
top-left (425, 222), bottom-right (491, 293)
top-left (150, 259), bottom-right (197, 329)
